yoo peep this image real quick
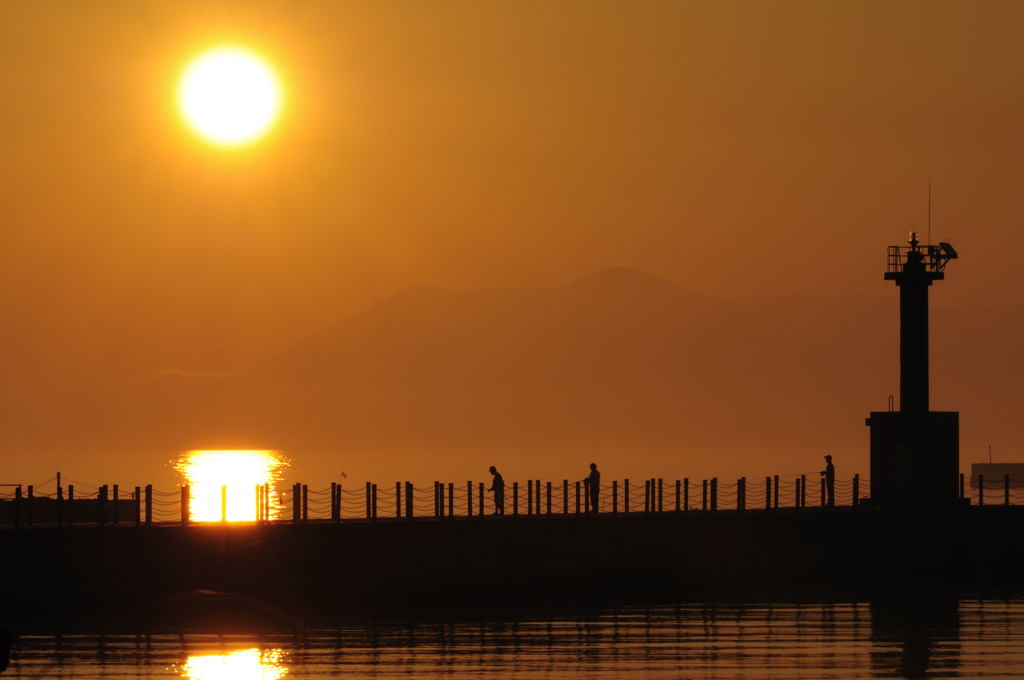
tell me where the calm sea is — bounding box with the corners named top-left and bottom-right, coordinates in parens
top-left (7, 600), bottom-right (1024, 679)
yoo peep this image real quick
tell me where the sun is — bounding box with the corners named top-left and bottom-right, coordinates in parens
top-left (175, 450), bottom-right (288, 522)
top-left (178, 46), bottom-right (282, 147)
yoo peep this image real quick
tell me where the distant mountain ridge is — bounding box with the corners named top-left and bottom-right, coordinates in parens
top-left (6, 266), bottom-right (1023, 486)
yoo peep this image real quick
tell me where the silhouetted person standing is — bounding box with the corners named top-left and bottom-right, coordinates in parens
top-left (586, 463), bottom-right (600, 513)
top-left (489, 466), bottom-right (505, 515)
top-left (821, 454), bottom-right (835, 508)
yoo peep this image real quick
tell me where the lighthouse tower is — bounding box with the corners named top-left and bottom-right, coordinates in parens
top-left (865, 233), bottom-right (960, 507)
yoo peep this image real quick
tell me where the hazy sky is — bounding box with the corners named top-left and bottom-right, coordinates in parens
top-left (2, 1), bottom-right (1023, 483)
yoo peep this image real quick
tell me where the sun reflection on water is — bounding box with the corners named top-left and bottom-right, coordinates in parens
top-left (175, 450), bottom-right (288, 522)
top-left (180, 648), bottom-right (288, 680)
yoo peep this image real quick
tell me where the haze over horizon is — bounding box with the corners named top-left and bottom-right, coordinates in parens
top-left (3, 265), bottom-right (1022, 490)
top-left (2, 0), bottom-right (1024, 488)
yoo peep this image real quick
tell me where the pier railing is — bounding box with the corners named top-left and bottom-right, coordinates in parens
top-left (0, 473), bottom-right (1018, 528)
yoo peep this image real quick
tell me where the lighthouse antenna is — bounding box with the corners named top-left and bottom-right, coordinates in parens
top-left (928, 172), bottom-right (932, 246)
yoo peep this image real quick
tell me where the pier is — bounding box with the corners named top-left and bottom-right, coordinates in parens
top-left (1, 482), bottom-right (1023, 633)
top-left (4, 472), bottom-right (1024, 527)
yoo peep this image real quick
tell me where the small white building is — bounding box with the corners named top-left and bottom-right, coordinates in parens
top-left (970, 463), bottom-right (1024, 488)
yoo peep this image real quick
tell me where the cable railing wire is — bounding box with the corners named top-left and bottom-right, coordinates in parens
top-left (0, 473), bottom-right (1002, 527)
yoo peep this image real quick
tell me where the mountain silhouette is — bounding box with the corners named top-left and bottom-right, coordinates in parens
top-left (152, 268), bottom-right (899, 481)
top-left (5, 267), bottom-right (1023, 485)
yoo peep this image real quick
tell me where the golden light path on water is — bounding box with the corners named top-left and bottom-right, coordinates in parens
top-left (175, 450), bottom-right (288, 522)
top-left (180, 648), bottom-right (288, 680)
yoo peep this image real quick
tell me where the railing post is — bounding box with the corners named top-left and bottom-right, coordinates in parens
top-left (773, 475), bottom-right (779, 509)
top-left (97, 485), bottom-right (105, 526)
top-left (56, 483), bottom-right (63, 529)
top-left (293, 483), bottom-right (301, 523)
top-left (675, 479), bottom-right (681, 512)
top-left (144, 484), bottom-right (152, 526)
top-left (979, 474), bottom-right (984, 506)
top-left (801, 474), bottom-right (807, 509)
top-left (546, 481), bottom-right (552, 515)
top-left (853, 475), bottom-right (860, 509)
top-left (612, 480), bottom-right (618, 514)
top-left (658, 478), bottom-right (664, 512)
top-left (527, 478), bottom-right (533, 515)
top-left (643, 480), bottom-right (649, 513)
top-left (794, 477), bottom-right (800, 508)
top-left (329, 483), bottom-right (336, 521)
top-left (466, 481), bottom-right (472, 517)
top-left (433, 482), bottom-right (439, 517)
top-left (625, 478), bottom-right (630, 513)
top-left (365, 482), bottom-right (372, 519)
top-left (304, 484), bottom-right (311, 522)
top-left (397, 482), bottom-right (404, 519)
top-left (563, 480), bottom-right (569, 514)
top-left (54, 483), bottom-right (63, 524)
top-left (513, 482), bottom-right (519, 516)
top-left (24, 485), bottom-right (34, 525)
top-left (711, 478), bottom-right (718, 512)
top-left (407, 482), bottom-right (415, 519)
top-left (737, 478), bottom-right (744, 511)
top-left (765, 476), bottom-right (771, 510)
top-left (373, 483), bottom-right (380, 520)
top-left (575, 481), bottom-right (581, 514)
top-left (446, 482), bottom-right (452, 518)
top-left (478, 481), bottom-right (484, 516)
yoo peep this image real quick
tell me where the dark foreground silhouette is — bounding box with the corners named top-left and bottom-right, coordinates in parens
top-left (1, 503), bottom-right (1022, 633)
top-left (0, 624), bottom-right (15, 673)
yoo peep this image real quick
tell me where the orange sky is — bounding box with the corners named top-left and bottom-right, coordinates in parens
top-left (1, 1), bottom-right (1023, 486)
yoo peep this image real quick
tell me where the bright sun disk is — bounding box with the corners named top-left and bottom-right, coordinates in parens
top-left (178, 46), bottom-right (282, 147)
top-left (176, 450), bottom-right (287, 522)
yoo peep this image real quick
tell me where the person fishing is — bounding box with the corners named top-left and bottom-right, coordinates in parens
top-left (489, 466), bottom-right (505, 515)
top-left (585, 463), bottom-right (601, 513)
top-left (821, 454), bottom-right (835, 508)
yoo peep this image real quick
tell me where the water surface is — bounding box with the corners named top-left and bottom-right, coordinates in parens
top-left (8, 600), bottom-right (1024, 679)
